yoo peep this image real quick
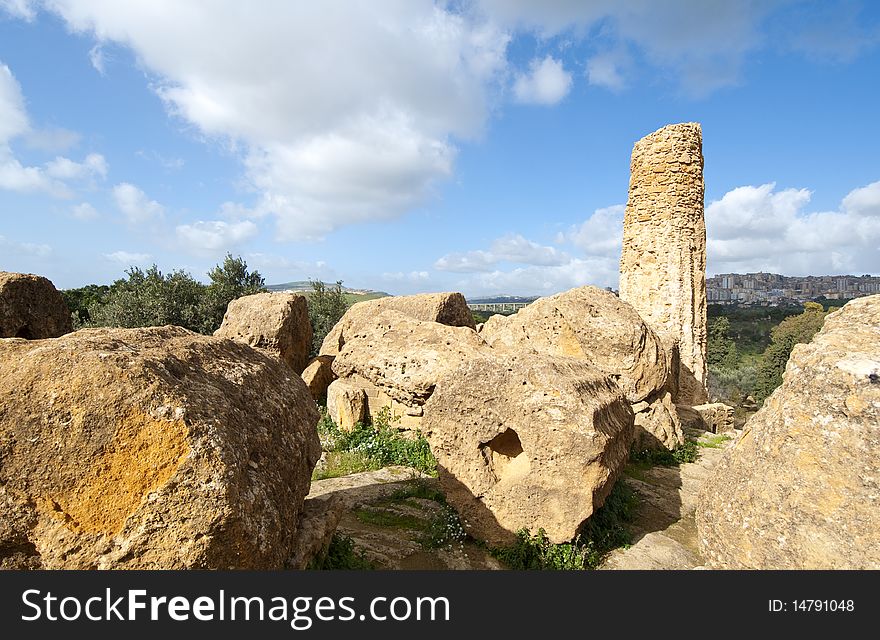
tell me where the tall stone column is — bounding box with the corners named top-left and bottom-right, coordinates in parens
top-left (619, 122), bottom-right (708, 405)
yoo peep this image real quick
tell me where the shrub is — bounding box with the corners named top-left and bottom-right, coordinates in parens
top-left (308, 533), bottom-right (373, 570)
top-left (490, 482), bottom-right (638, 570)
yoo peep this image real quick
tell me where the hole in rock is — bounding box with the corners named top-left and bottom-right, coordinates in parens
top-left (15, 325), bottom-right (33, 339)
top-left (481, 428), bottom-right (530, 484)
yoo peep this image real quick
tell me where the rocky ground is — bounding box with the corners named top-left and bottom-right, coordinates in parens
top-left (307, 467), bottom-right (502, 570)
top-left (600, 428), bottom-right (738, 570)
top-left (307, 426), bottom-right (738, 571)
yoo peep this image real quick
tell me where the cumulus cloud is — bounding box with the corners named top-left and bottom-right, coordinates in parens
top-left (435, 233), bottom-right (569, 272)
top-left (512, 55), bottom-right (572, 105)
top-left (104, 250), bottom-right (151, 264)
top-left (71, 202), bottom-right (99, 220)
top-left (23, 127), bottom-right (81, 153)
top-left (382, 270), bottom-right (430, 283)
top-left (707, 181), bottom-right (880, 275)
top-left (45, 153), bottom-right (107, 180)
top-left (0, 0), bottom-right (35, 21)
top-left (586, 50), bottom-right (629, 91)
top-left (0, 234), bottom-right (51, 257)
top-left (175, 220), bottom-right (258, 255)
top-left (0, 61), bottom-right (101, 197)
top-left (561, 204), bottom-right (624, 255)
top-left (112, 182), bottom-right (164, 223)
top-left (44, 1), bottom-right (509, 241)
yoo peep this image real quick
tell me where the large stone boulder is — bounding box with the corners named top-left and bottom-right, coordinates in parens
top-left (696, 295), bottom-right (880, 569)
top-left (423, 353), bottom-right (634, 547)
top-left (0, 326), bottom-right (321, 569)
top-left (214, 292), bottom-right (311, 374)
top-left (0, 271), bottom-right (72, 339)
top-left (481, 286), bottom-right (681, 449)
top-left (320, 292), bottom-right (474, 357)
top-left (326, 379), bottom-right (368, 431)
top-left (301, 355), bottom-right (336, 402)
top-left (332, 310), bottom-right (490, 408)
top-left (479, 286), bottom-right (667, 403)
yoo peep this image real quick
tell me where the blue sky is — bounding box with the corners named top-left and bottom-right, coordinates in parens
top-left (1, 1), bottom-right (878, 296)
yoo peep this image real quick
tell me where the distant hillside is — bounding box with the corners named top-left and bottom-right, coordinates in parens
top-left (266, 281), bottom-right (390, 305)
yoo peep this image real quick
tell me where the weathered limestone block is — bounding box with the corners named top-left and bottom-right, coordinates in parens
top-left (301, 355), bottom-right (336, 402)
top-left (696, 295), bottom-right (880, 569)
top-left (619, 123), bottom-right (708, 405)
top-left (215, 292), bottom-right (312, 373)
top-left (480, 286), bottom-right (668, 403)
top-left (320, 292), bottom-right (474, 357)
top-left (0, 271), bottom-right (72, 339)
top-left (288, 494), bottom-right (345, 569)
top-left (331, 310), bottom-right (490, 407)
top-left (326, 379), bottom-right (368, 431)
top-left (631, 391), bottom-right (685, 450)
top-left (0, 326), bottom-right (321, 569)
top-left (423, 353), bottom-right (634, 547)
top-left (692, 403), bottom-right (735, 434)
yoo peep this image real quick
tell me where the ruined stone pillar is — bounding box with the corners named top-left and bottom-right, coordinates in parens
top-left (619, 123), bottom-right (708, 405)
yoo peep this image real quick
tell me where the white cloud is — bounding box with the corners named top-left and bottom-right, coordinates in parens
top-left (88, 44), bottom-right (106, 75)
top-left (71, 202), bottom-right (99, 220)
top-left (45, 153), bottom-right (107, 180)
top-left (382, 270), bottom-right (430, 283)
top-left (560, 204), bottom-right (624, 256)
top-left (0, 62), bottom-right (29, 143)
top-left (23, 127), bottom-right (81, 152)
top-left (175, 219), bottom-right (258, 254)
top-left (706, 181), bottom-right (880, 276)
top-left (841, 180), bottom-right (880, 218)
top-left (0, 234), bottom-right (51, 257)
top-left (478, 0), bottom-right (775, 95)
top-left (112, 182), bottom-right (164, 223)
top-left (456, 256), bottom-right (619, 297)
top-left (512, 55), bottom-right (572, 105)
top-left (0, 0), bottom-right (36, 21)
top-left (104, 250), bottom-right (151, 264)
top-left (435, 233), bottom-right (569, 273)
top-left (586, 50), bottom-right (628, 91)
top-left (46, 1), bottom-right (510, 241)
top-left (0, 61), bottom-right (99, 198)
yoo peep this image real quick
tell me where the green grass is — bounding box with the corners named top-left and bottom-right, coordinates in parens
top-left (490, 482), bottom-right (638, 570)
top-left (354, 507), bottom-right (428, 531)
top-left (629, 440), bottom-right (699, 467)
top-left (315, 406), bottom-right (438, 478)
top-left (312, 450), bottom-right (381, 480)
top-left (698, 433), bottom-right (731, 449)
top-left (307, 533), bottom-right (374, 570)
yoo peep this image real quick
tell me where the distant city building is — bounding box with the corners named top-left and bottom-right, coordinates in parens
top-left (706, 273), bottom-right (880, 306)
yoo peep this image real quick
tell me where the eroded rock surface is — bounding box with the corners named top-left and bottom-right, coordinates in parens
top-left (423, 353), bottom-right (634, 547)
top-left (696, 295), bottom-right (880, 569)
top-left (0, 326), bottom-right (321, 569)
top-left (619, 123), bottom-right (708, 405)
top-left (0, 271), bottom-right (72, 339)
top-left (215, 292), bottom-right (312, 373)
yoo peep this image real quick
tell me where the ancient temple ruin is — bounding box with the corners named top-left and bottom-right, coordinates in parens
top-left (619, 122), bottom-right (708, 405)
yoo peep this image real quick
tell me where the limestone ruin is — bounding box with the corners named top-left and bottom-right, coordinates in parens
top-left (0, 271), bottom-right (72, 339)
top-left (214, 291), bottom-right (312, 374)
top-left (0, 326), bottom-right (320, 569)
top-left (619, 122), bottom-right (708, 405)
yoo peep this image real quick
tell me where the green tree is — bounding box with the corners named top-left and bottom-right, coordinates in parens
top-left (308, 279), bottom-right (348, 356)
top-left (753, 302), bottom-right (828, 404)
top-left (62, 284), bottom-right (110, 328)
top-left (707, 316), bottom-right (738, 370)
top-left (88, 265), bottom-right (207, 331)
top-left (201, 253), bottom-right (266, 332)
